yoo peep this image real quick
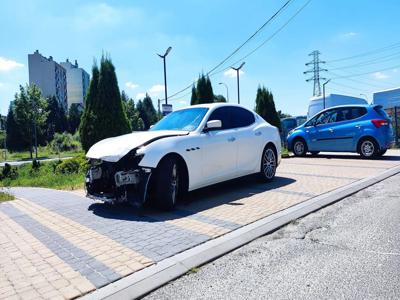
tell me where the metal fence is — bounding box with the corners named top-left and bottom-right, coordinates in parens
top-left (385, 106), bottom-right (400, 146)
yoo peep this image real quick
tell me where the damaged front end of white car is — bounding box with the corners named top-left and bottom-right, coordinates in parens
top-left (85, 149), bottom-right (152, 207)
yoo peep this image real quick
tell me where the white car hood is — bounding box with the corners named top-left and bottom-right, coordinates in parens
top-left (86, 130), bottom-right (189, 162)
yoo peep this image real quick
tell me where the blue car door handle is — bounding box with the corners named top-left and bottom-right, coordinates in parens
top-left (329, 128), bottom-right (334, 133)
top-left (228, 137), bottom-right (236, 142)
top-left (355, 125), bottom-right (361, 129)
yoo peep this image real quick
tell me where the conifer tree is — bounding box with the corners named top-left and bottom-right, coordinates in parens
top-left (79, 55), bottom-right (131, 152)
top-left (255, 86), bottom-right (281, 130)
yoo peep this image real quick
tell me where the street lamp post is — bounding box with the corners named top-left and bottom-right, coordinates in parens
top-left (322, 79), bottom-right (331, 110)
top-left (218, 82), bottom-right (229, 102)
top-left (231, 62), bottom-right (245, 104)
top-left (157, 46), bottom-right (172, 105)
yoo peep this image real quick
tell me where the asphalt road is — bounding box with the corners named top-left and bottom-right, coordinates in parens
top-left (145, 173), bottom-right (400, 300)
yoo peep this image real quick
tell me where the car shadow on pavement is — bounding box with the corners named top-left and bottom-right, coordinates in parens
top-left (88, 175), bottom-right (296, 222)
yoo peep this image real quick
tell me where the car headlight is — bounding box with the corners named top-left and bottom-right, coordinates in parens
top-left (287, 129), bottom-right (294, 137)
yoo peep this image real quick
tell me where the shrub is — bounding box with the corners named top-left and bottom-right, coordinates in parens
top-left (55, 156), bottom-right (88, 174)
top-left (0, 163), bottom-right (18, 180)
top-left (50, 132), bottom-right (81, 153)
top-left (31, 159), bottom-right (41, 172)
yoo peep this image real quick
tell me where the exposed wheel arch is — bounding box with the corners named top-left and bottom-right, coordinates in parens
top-left (156, 153), bottom-right (189, 198)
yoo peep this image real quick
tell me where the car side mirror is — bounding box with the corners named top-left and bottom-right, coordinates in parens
top-left (204, 120), bottom-right (222, 132)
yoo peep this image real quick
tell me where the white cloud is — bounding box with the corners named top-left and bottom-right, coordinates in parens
top-left (372, 72), bottom-right (389, 80)
top-left (136, 92), bottom-right (146, 99)
top-left (0, 57), bottom-right (24, 72)
top-left (341, 32), bottom-right (358, 38)
top-left (224, 69), bottom-right (244, 78)
top-left (392, 69), bottom-right (398, 73)
top-left (148, 84), bottom-right (165, 95)
top-left (125, 81), bottom-right (139, 90)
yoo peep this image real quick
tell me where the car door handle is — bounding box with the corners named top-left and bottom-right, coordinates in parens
top-left (255, 131), bottom-right (262, 136)
top-left (328, 128), bottom-right (334, 133)
top-left (227, 137), bottom-right (236, 142)
top-left (355, 125), bottom-right (361, 129)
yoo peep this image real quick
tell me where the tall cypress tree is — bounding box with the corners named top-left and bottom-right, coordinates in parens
top-left (194, 74), bottom-right (214, 104)
top-left (255, 86), bottom-right (281, 130)
top-left (79, 55), bottom-right (131, 152)
top-left (5, 104), bottom-right (27, 151)
top-left (79, 63), bottom-right (100, 152)
top-left (136, 94), bottom-right (157, 129)
top-left (190, 85), bottom-right (197, 105)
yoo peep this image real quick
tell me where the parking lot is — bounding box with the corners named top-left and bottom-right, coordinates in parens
top-left (1, 150), bottom-right (400, 299)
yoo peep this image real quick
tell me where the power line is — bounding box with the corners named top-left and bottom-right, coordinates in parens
top-left (209, 0), bottom-right (313, 77)
top-left (326, 41), bottom-right (400, 63)
top-left (166, 0), bottom-right (294, 101)
top-left (327, 70), bottom-right (394, 89)
top-left (327, 51), bottom-right (400, 71)
top-left (330, 64), bottom-right (400, 79)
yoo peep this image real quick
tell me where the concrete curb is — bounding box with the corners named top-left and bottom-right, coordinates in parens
top-left (82, 164), bottom-right (400, 300)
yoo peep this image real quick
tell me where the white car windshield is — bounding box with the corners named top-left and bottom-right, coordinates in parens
top-left (150, 107), bottom-right (209, 131)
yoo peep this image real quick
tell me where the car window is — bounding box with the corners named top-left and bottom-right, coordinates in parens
top-left (336, 107), bottom-right (367, 121)
top-left (150, 107), bottom-right (208, 131)
top-left (315, 109), bottom-right (337, 125)
top-left (208, 107), bottom-right (232, 129)
top-left (229, 107), bottom-right (255, 128)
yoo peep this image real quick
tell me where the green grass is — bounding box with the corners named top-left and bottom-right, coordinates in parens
top-left (0, 147), bottom-right (84, 162)
top-left (0, 191), bottom-right (15, 202)
top-left (0, 160), bottom-right (85, 190)
top-left (281, 148), bottom-right (290, 158)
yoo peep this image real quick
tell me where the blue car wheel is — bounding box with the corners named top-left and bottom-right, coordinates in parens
top-left (293, 139), bottom-right (308, 157)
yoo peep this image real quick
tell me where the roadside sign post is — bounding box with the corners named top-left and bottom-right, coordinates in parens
top-left (162, 104), bottom-right (173, 116)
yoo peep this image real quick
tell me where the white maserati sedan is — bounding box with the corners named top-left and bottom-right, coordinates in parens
top-left (85, 103), bottom-right (281, 210)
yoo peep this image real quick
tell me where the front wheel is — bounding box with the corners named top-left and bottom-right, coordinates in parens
top-left (153, 157), bottom-right (181, 210)
top-left (260, 145), bottom-right (277, 182)
top-left (293, 139), bottom-right (308, 157)
top-left (359, 138), bottom-right (378, 159)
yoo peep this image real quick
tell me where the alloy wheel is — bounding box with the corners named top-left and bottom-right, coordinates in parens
top-left (361, 140), bottom-right (375, 157)
top-left (294, 141), bottom-right (305, 156)
top-left (170, 163), bottom-right (179, 204)
top-left (263, 148), bottom-right (276, 179)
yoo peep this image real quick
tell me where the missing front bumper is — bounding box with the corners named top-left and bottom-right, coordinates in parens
top-left (85, 167), bottom-right (152, 207)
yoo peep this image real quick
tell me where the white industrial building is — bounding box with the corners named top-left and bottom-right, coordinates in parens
top-left (28, 50), bottom-right (68, 111)
top-left (373, 87), bottom-right (400, 109)
top-left (307, 94), bottom-right (367, 119)
top-left (60, 59), bottom-right (90, 109)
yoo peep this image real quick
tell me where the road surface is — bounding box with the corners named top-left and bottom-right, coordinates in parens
top-left (146, 173), bottom-right (400, 300)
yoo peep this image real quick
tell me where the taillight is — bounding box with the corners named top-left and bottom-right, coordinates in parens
top-left (371, 119), bottom-right (388, 128)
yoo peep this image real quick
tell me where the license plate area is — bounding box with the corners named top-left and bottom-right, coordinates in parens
top-left (114, 170), bottom-right (140, 187)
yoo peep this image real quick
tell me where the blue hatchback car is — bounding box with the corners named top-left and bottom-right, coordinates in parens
top-left (287, 105), bottom-right (394, 158)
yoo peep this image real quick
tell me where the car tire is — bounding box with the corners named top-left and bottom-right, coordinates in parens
top-left (260, 145), bottom-right (277, 182)
top-left (293, 139), bottom-right (308, 157)
top-left (359, 138), bottom-right (378, 159)
top-left (310, 151), bottom-right (320, 156)
top-left (153, 157), bottom-right (181, 210)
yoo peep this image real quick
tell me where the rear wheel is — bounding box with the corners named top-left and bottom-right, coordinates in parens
top-left (153, 157), bottom-right (181, 210)
top-left (293, 139), bottom-right (307, 157)
top-left (359, 138), bottom-right (378, 159)
top-left (260, 145), bottom-right (277, 182)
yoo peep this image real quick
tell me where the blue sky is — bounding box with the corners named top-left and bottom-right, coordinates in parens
top-left (0, 0), bottom-right (399, 116)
